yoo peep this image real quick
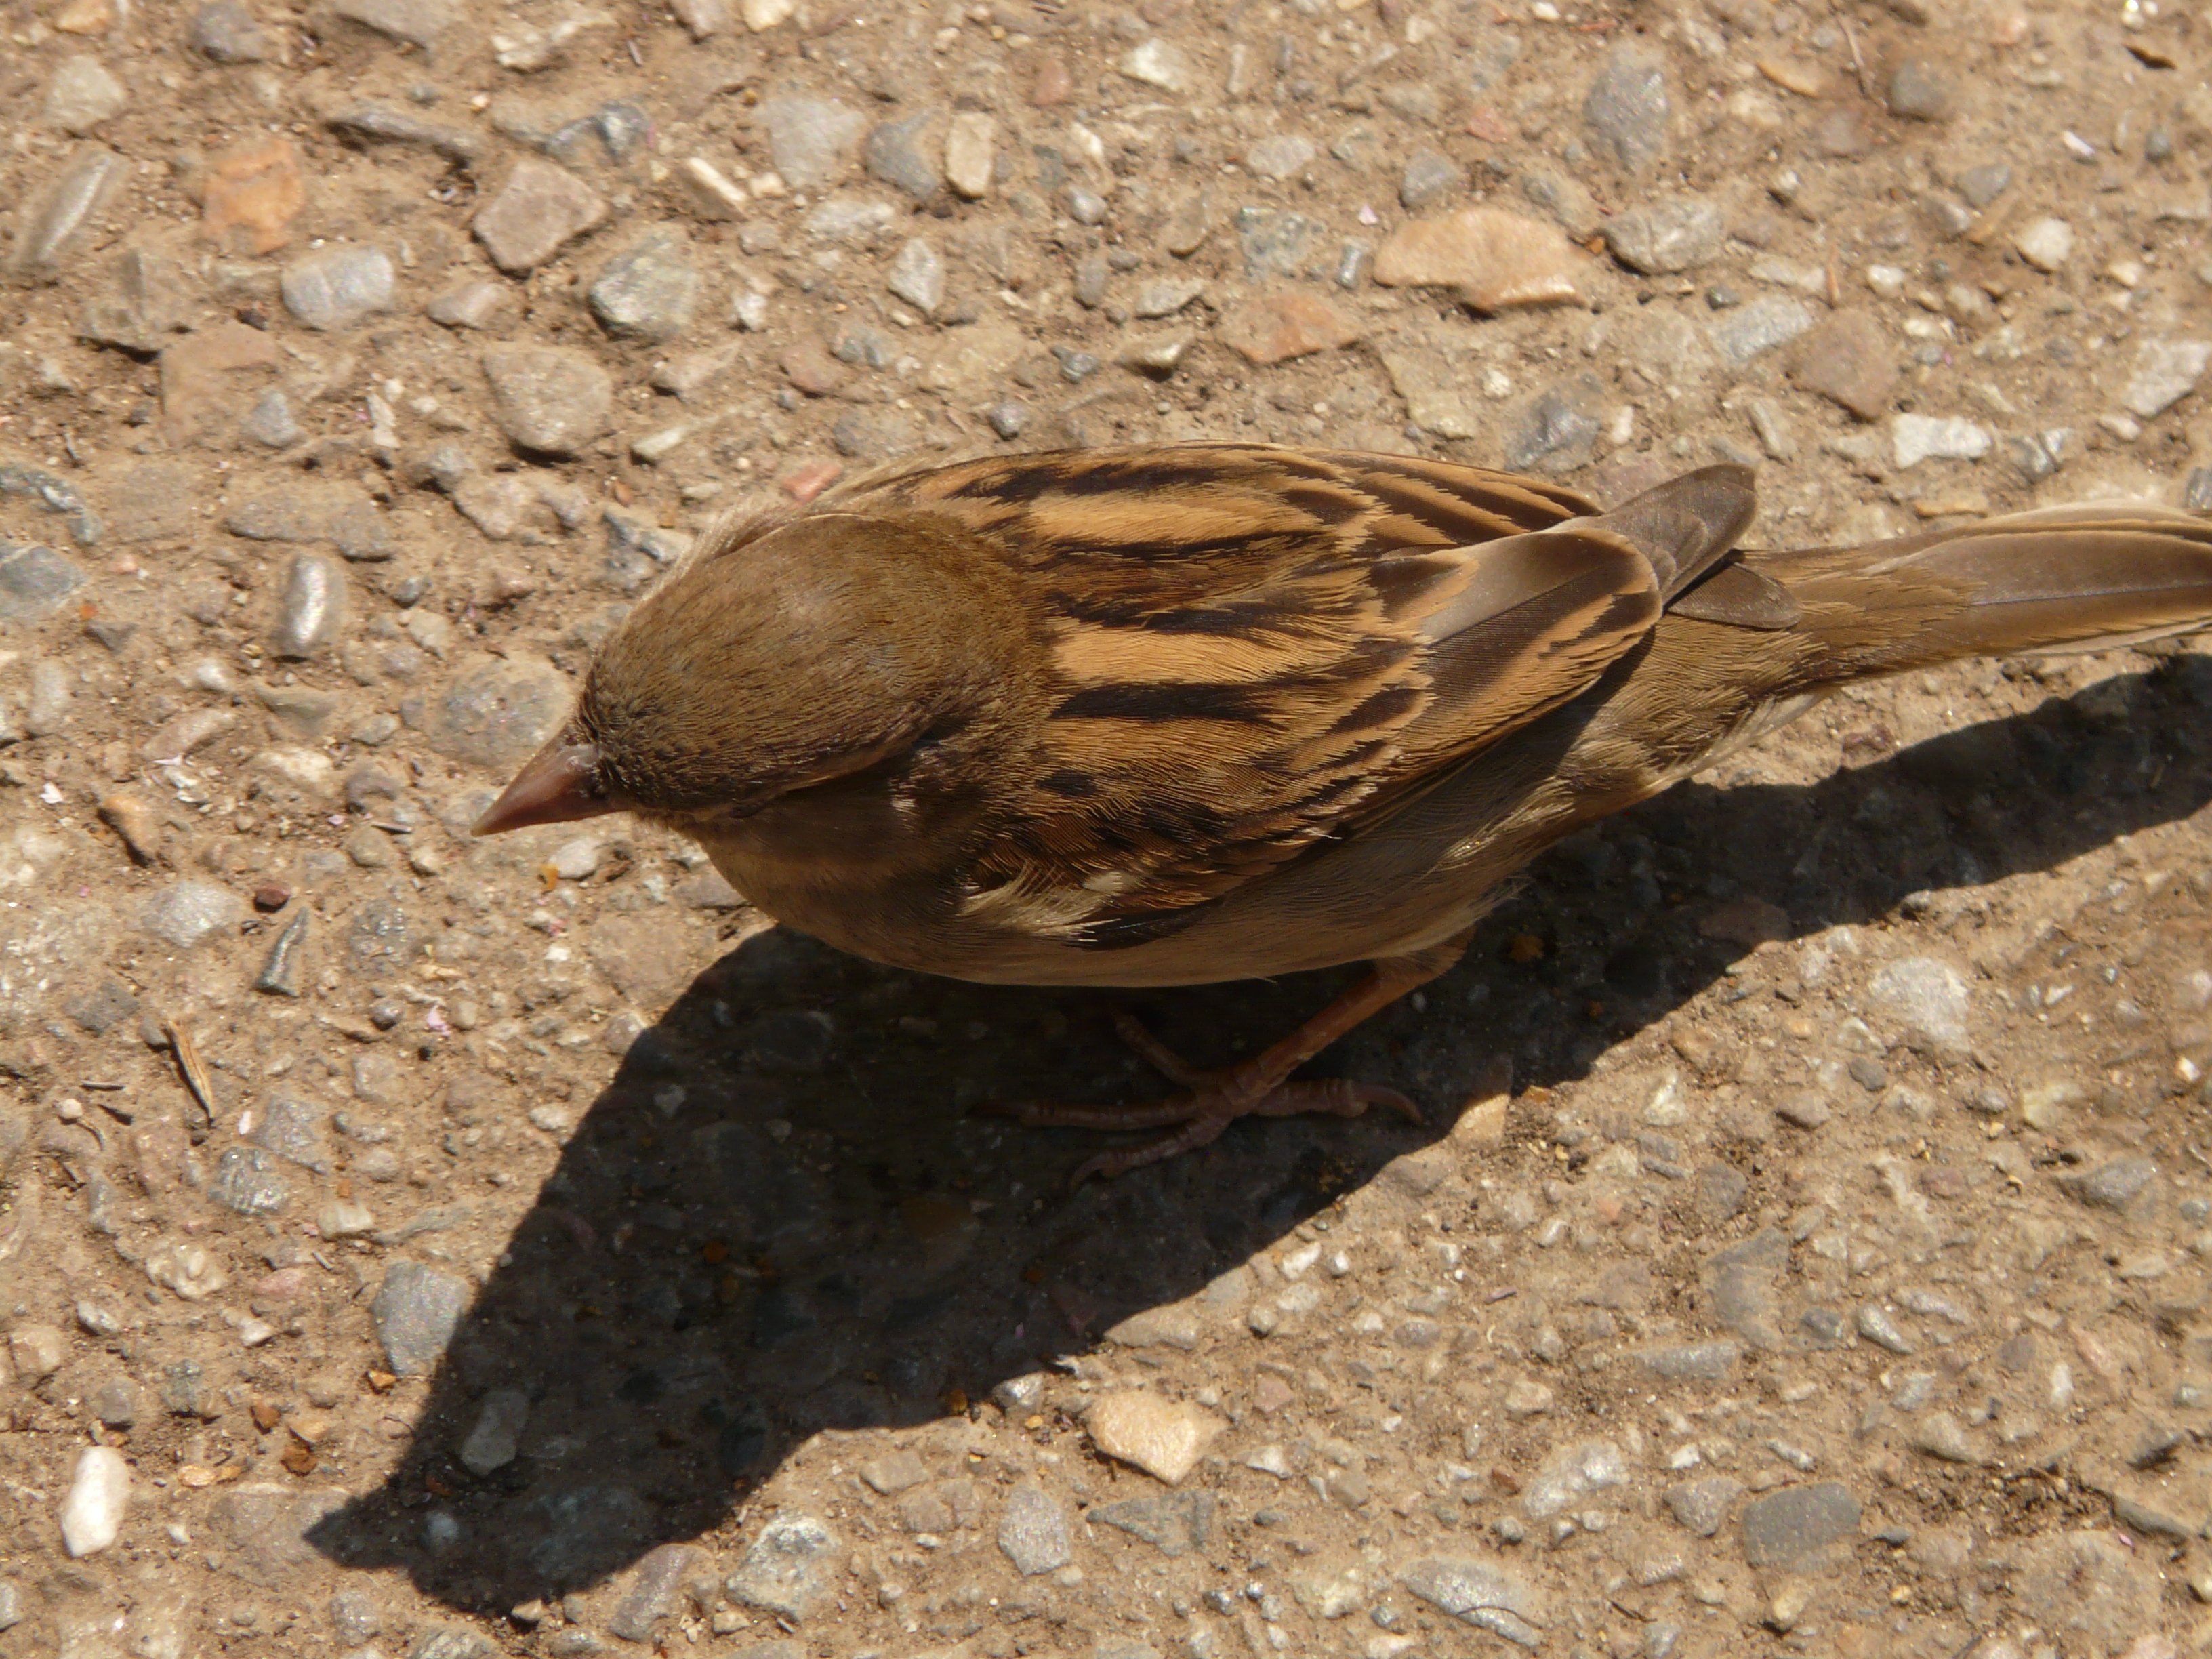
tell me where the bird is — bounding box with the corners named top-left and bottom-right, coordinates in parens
top-left (474, 443), bottom-right (2212, 1182)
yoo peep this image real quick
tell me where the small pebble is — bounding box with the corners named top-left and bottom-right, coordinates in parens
top-left (60, 1446), bottom-right (129, 1557)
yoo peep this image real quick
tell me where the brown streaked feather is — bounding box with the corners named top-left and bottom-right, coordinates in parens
top-left (797, 445), bottom-right (1664, 946)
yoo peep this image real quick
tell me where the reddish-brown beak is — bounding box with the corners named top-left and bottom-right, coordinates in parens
top-left (473, 741), bottom-right (617, 836)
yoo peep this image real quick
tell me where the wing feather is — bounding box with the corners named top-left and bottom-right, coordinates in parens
top-left (834, 445), bottom-right (1662, 946)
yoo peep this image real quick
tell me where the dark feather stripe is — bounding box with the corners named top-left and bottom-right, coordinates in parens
top-left (1054, 680), bottom-right (1281, 723)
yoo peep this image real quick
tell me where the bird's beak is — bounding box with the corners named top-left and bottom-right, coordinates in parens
top-left (473, 740), bottom-right (617, 836)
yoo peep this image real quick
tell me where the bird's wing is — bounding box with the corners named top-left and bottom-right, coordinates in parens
top-left (844, 445), bottom-right (1702, 946)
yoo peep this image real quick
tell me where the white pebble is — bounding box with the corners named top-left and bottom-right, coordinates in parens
top-left (548, 836), bottom-right (602, 880)
top-left (2013, 216), bottom-right (2075, 273)
top-left (61, 1446), bottom-right (129, 1557)
top-left (1891, 413), bottom-right (1992, 469)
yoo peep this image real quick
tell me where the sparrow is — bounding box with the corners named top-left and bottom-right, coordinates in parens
top-left (476, 444), bottom-right (2212, 1181)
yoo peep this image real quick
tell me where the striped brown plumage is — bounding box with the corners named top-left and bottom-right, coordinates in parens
top-left (475, 443), bottom-right (2212, 1179)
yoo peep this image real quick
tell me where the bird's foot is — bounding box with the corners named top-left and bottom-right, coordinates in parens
top-left (994, 1012), bottom-right (1420, 1185)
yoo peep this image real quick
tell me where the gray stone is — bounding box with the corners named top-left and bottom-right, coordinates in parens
top-left (1639, 1340), bottom-right (1741, 1381)
top-left (608, 1543), bottom-right (703, 1641)
top-left (864, 109), bottom-right (943, 201)
top-left (1740, 1483), bottom-right (1860, 1569)
top-left (191, 1), bottom-right (281, 61)
top-left (26, 657), bottom-right (73, 735)
top-left (987, 400), bottom-right (1029, 440)
top-left (1503, 380), bottom-right (1603, 473)
top-left (79, 248), bottom-right (189, 354)
top-left (274, 552), bottom-right (348, 659)
top-left (249, 1095), bottom-right (330, 1173)
top-left (1521, 169), bottom-right (1601, 239)
top-left (1663, 1475), bottom-right (1742, 1537)
top-left (1089, 1489), bottom-right (1214, 1556)
top-left (1119, 37), bottom-right (1193, 93)
top-left (329, 1588), bottom-right (381, 1645)
top-left (1956, 163), bottom-right (2011, 207)
top-left (427, 281), bottom-right (510, 330)
top-left (1466, 28), bottom-right (1523, 89)
top-left (1400, 1557), bottom-right (1547, 1649)
top-left (801, 196), bottom-right (897, 245)
top-left (143, 880), bottom-right (245, 950)
top-left (11, 146), bottom-right (128, 276)
top-left (91, 1376), bottom-right (142, 1427)
top-left (211, 1484), bottom-right (350, 1588)
top-left (520, 1484), bottom-right (651, 1580)
top-left (1856, 1303), bottom-right (1914, 1353)
top-left (1245, 134), bottom-right (1317, 180)
top-left (726, 1514), bottom-right (839, 1618)
top-left (210, 1146), bottom-right (289, 1216)
top-left (0, 542), bottom-right (87, 623)
top-left (1073, 252), bottom-right (1109, 308)
top-left (1892, 413), bottom-right (1991, 468)
top-left (886, 237), bottom-right (945, 317)
top-left (370, 1261), bottom-right (470, 1375)
top-left (1067, 186), bottom-right (1108, 226)
top-left (1706, 1228), bottom-right (1786, 1347)
top-left (410, 1629), bottom-right (491, 1659)
top-left (1400, 150), bottom-right (1468, 211)
top-left (45, 58), bottom-right (128, 136)
top-left (332, 0), bottom-right (451, 47)
top-left (280, 245), bottom-right (396, 331)
top-left (2066, 1155), bottom-right (2157, 1210)
top-left (255, 909), bottom-right (310, 996)
top-left (1522, 1439), bottom-right (1629, 1519)
top-left (228, 483), bottom-right (369, 544)
top-left (1910, 1410), bottom-right (1980, 1464)
top-left (0, 462), bottom-right (98, 544)
top-left (66, 979), bottom-right (140, 1034)
top-left (1602, 196), bottom-right (1725, 274)
top-left (1235, 207), bottom-right (1326, 278)
top-left (1134, 276), bottom-right (1204, 319)
top-left (588, 227), bottom-right (699, 342)
top-left (762, 96), bottom-right (866, 191)
top-left (344, 901), bottom-right (413, 983)
top-left (1887, 59), bottom-right (1952, 120)
top-left (483, 346), bottom-right (612, 457)
top-left (326, 100), bottom-right (481, 167)
top-left (2123, 339), bottom-right (2211, 419)
top-left (242, 390), bottom-right (303, 448)
top-left (474, 157), bottom-right (607, 275)
top-left (1584, 43), bottom-right (1672, 173)
top-left (1868, 955), bottom-right (1971, 1057)
top-left (997, 1483), bottom-right (1071, 1574)
top-left (1708, 295), bottom-right (1813, 367)
top-left (1696, 1161), bottom-right (1748, 1221)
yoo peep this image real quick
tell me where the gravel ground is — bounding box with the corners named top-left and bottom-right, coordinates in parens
top-left (7, 0), bottom-right (2212, 1655)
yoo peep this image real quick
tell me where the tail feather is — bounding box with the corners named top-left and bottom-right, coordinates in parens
top-left (1584, 463), bottom-right (1758, 598)
top-left (1740, 503), bottom-right (2212, 679)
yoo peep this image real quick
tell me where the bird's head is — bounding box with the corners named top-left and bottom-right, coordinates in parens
top-left (474, 510), bottom-right (1033, 840)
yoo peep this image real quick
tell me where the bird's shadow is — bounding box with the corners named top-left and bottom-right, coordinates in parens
top-left (308, 658), bottom-right (2212, 1611)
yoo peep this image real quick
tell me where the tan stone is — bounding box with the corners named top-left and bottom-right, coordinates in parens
top-left (945, 112), bottom-right (996, 200)
top-left (203, 136), bottom-right (306, 255)
top-left (1375, 206), bottom-right (1586, 312)
top-left (1218, 290), bottom-right (1362, 365)
top-left (1085, 1390), bottom-right (1223, 1485)
top-left (161, 320), bottom-right (281, 445)
top-left (1790, 310), bottom-right (1897, 422)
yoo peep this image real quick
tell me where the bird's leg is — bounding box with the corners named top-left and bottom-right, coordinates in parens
top-left (998, 930), bottom-right (1473, 1183)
